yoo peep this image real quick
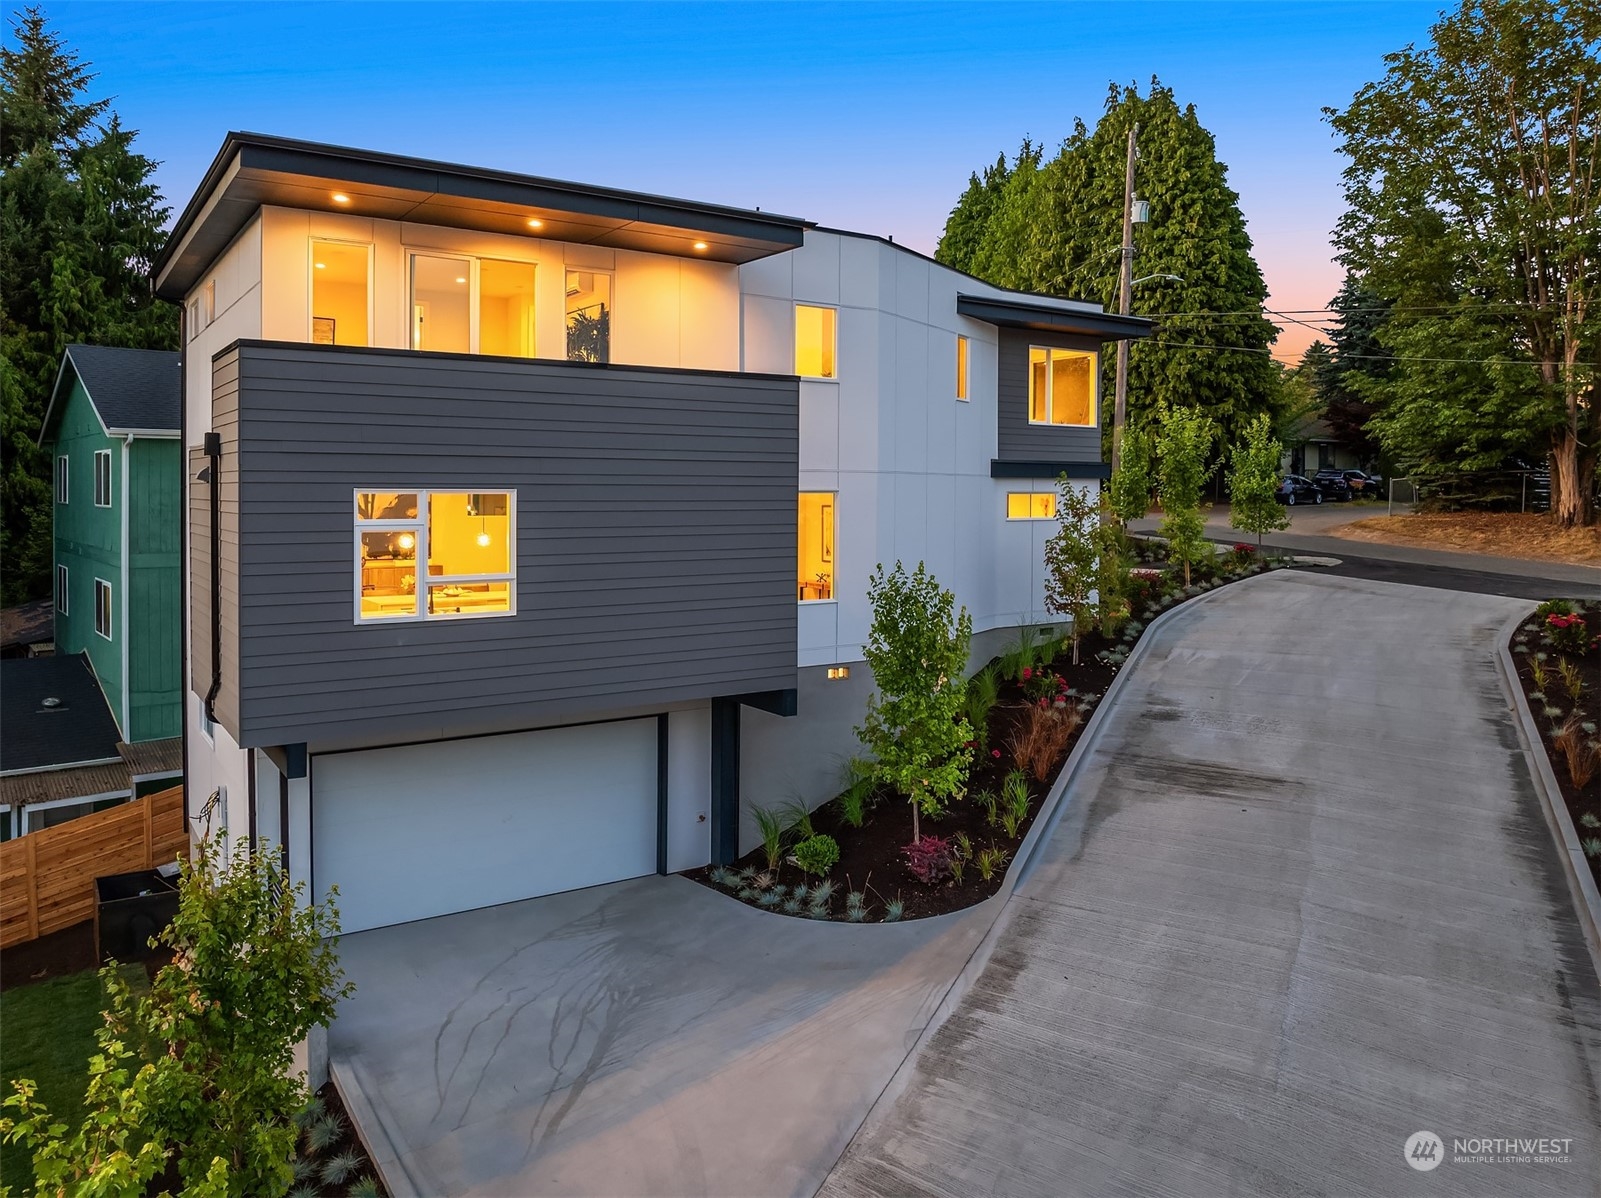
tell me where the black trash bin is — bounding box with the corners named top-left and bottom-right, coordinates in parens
top-left (95, 868), bottom-right (179, 963)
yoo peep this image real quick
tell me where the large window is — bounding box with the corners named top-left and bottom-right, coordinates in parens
top-left (1006, 492), bottom-right (1057, 520)
top-left (956, 335), bottom-right (970, 400)
top-left (93, 449), bottom-right (112, 507)
top-left (410, 254), bottom-right (472, 354)
top-left (94, 578), bottom-right (112, 639)
top-left (55, 455), bottom-right (68, 504)
top-left (798, 492), bottom-right (835, 601)
top-left (312, 240), bottom-right (370, 346)
top-left (1028, 346), bottom-right (1097, 426)
top-left (407, 254), bottom-right (537, 358)
top-left (795, 305), bottom-right (837, 379)
top-left (566, 270), bottom-right (612, 363)
top-left (480, 259), bottom-right (536, 358)
top-left (355, 489), bottom-right (514, 622)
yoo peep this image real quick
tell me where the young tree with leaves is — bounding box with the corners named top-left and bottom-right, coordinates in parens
top-left (1, 7), bottom-right (178, 604)
top-left (1328, 0), bottom-right (1599, 526)
top-left (1156, 403), bottom-right (1217, 585)
top-left (856, 562), bottom-right (974, 844)
top-left (1107, 419), bottom-right (1154, 526)
top-left (1229, 413), bottom-right (1290, 548)
top-left (1043, 479), bottom-right (1101, 665)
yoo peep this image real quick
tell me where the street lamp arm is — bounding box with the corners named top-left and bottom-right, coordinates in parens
top-left (1131, 273), bottom-right (1183, 286)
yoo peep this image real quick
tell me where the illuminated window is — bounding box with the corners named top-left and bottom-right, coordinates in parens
top-left (93, 450), bottom-right (112, 507)
top-left (94, 578), bottom-right (112, 640)
top-left (1006, 492), bottom-right (1057, 520)
top-left (798, 492), bottom-right (835, 601)
top-left (312, 241), bottom-right (370, 346)
top-left (354, 489), bottom-right (514, 622)
top-left (795, 305), bottom-right (837, 379)
top-left (410, 254), bottom-right (472, 353)
top-left (566, 270), bottom-right (612, 363)
top-left (481, 259), bottom-right (536, 358)
top-left (956, 335), bottom-right (969, 400)
top-left (1027, 346), bottom-right (1097, 426)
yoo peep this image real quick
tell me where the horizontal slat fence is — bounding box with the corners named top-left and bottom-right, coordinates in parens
top-left (0, 786), bottom-right (187, 949)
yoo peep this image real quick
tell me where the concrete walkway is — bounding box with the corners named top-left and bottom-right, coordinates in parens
top-left (822, 572), bottom-right (1601, 1197)
top-left (328, 873), bottom-right (995, 1197)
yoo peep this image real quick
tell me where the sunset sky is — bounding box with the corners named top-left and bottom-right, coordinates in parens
top-left (44, 0), bottom-right (1440, 364)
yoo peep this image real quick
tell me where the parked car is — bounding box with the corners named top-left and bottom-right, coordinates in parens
top-left (1276, 475), bottom-right (1323, 505)
top-left (1311, 470), bottom-right (1354, 501)
top-left (1335, 469), bottom-right (1384, 498)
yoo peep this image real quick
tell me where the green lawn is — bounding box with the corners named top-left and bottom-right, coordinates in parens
top-left (0, 964), bottom-right (145, 1189)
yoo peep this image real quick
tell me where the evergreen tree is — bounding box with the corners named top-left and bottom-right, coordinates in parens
top-left (1320, 275), bottom-right (1387, 464)
top-left (937, 81), bottom-right (1282, 453)
top-left (1, 7), bottom-right (177, 605)
top-left (934, 151), bottom-right (1010, 276)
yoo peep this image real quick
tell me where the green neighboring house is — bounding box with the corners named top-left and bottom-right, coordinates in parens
top-left (39, 345), bottom-right (182, 746)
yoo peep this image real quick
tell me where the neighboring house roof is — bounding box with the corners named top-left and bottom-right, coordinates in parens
top-left (38, 344), bottom-right (181, 445)
top-left (155, 131), bottom-right (813, 298)
top-left (1, 762), bottom-right (131, 807)
top-left (1291, 417), bottom-right (1337, 443)
top-left (0, 598), bottom-right (53, 654)
top-left (118, 738), bottom-right (183, 779)
top-left (0, 655), bottom-right (124, 774)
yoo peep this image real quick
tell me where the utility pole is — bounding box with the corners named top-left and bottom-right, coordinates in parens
top-left (1110, 123), bottom-right (1138, 478)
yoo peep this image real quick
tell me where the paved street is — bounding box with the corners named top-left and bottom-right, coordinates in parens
top-left (822, 572), bottom-right (1601, 1198)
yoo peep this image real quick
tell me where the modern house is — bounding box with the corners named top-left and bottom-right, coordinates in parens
top-left (155, 133), bottom-right (1151, 934)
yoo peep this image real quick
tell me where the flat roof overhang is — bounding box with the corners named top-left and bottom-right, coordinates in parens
top-left (154, 132), bottom-right (811, 300)
top-left (957, 293), bottom-right (1155, 340)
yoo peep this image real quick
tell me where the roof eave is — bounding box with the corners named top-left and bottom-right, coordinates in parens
top-left (956, 294), bottom-right (1155, 340)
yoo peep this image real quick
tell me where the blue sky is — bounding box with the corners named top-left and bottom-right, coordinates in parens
top-left (38, 0), bottom-right (1439, 360)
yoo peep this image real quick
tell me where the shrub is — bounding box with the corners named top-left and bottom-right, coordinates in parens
top-left (321, 1150), bottom-right (363, 1186)
top-left (903, 835), bottom-right (954, 884)
top-left (1545, 612), bottom-right (1590, 655)
top-left (1535, 599), bottom-right (1575, 620)
top-left (856, 561), bottom-right (975, 843)
top-left (1552, 716), bottom-right (1600, 790)
top-left (792, 834), bottom-right (840, 877)
top-left (1009, 705), bottom-right (1080, 782)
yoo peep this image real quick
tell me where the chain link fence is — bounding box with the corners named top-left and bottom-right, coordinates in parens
top-left (1389, 469), bottom-right (1552, 516)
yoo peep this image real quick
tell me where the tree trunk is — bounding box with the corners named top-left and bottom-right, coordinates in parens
top-left (1550, 430), bottom-right (1597, 528)
top-left (911, 799), bottom-right (920, 845)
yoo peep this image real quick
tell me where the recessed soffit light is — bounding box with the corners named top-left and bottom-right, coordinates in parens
top-left (331, 192), bottom-right (351, 204)
top-left (526, 218), bottom-right (544, 229)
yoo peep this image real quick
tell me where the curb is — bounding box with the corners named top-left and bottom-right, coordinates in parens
top-left (1492, 609), bottom-right (1601, 979)
top-left (811, 567), bottom-right (1288, 1197)
top-left (330, 1057), bottom-right (421, 1198)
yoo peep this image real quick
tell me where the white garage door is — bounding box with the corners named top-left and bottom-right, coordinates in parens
top-left (312, 718), bottom-right (658, 933)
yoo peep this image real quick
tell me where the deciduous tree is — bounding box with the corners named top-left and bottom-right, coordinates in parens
top-left (1155, 402), bottom-right (1217, 585)
top-left (1229, 413), bottom-right (1290, 548)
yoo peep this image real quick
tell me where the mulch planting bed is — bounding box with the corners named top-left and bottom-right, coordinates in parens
top-left (685, 545), bottom-right (1279, 921)
top-left (1506, 599), bottom-right (1601, 889)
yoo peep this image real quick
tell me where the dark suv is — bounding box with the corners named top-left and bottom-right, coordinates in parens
top-left (1334, 468), bottom-right (1384, 498)
top-left (1311, 470), bottom-right (1354, 501)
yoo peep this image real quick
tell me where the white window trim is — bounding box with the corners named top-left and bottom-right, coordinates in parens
top-left (794, 303), bottom-right (839, 381)
top-left (957, 335), bottom-right (970, 401)
top-left (56, 563), bottom-right (69, 615)
top-left (197, 694), bottom-right (215, 744)
top-left (353, 488), bottom-right (517, 625)
top-left (309, 238), bottom-right (375, 347)
top-left (93, 449), bottom-right (112, 507)
top-left (93, 577), bottom-right (113, 640)
top-left (1027, 345), bottom-right (1100, 428)
top-left (20, 791), bottom-right (132, 834)
top-left (56, 455), bottom-right (68, 504)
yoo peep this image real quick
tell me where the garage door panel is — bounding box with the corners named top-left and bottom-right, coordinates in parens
top-left (314, 718), bottom-right (658, 933)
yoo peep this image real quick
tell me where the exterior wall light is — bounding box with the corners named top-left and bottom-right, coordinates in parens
top-left (827, 666), bottom-right (850, 681)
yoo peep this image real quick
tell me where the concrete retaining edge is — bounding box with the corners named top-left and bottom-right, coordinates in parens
top-left (810, 565), bottom-right (1287, 1196)
top-left (330, 1056), bottom-right (421, 1198)
top-left (1493, 609), bottom-right (1601, 980)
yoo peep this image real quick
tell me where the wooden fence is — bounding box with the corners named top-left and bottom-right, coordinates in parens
top-left (0, 786), bottom-right (187, 949)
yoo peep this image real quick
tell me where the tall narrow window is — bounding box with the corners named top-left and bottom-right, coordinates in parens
top-left (565, 270), bottom-right (612, 363)
top-left (93, 450), bottom-right (112, 507)
top-left (795, 305), bottom-right (837, 379)
top-left (55, 455), bottom-right (68, 504)
top-left (480, 259), bottom-right (536, 358)
top-left (1027, 346), bottom-right (1097, 426)
top-left (312, 241), bottom-right (371, 346)
top-left (94, 578), bottom-right (112, 640)
top-left (956, 335), bottom-right (970, 400)
top-left (355, 489), bottom-right (514, 622)
top-left (798, 492), bottom-right (835, 601)
top-left (56, 564), bottom-right (68, 615)
top-left (410, 254), bottom-right (471, 353)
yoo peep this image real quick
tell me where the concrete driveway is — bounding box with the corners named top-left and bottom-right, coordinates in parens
top-left (822, 571), bottom-right (1601, 1197)
top-left (328, 872), bottom-right (995, 1197)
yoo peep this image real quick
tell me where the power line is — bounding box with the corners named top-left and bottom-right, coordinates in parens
top-left (1142, 338), bottom-right (1574, 369)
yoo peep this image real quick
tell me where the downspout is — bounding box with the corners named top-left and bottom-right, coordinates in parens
top-left (120, 433), bottom-right (132, 739)
top-left (176, 302), bottom-right (189, 830)
top-left (201, 430), bottom-right (222, 723)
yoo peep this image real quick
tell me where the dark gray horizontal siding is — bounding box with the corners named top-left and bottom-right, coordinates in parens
top-left (995, 327), bottom-right (1107, 463)
top-left (227, 342), bottom-right (798, 746)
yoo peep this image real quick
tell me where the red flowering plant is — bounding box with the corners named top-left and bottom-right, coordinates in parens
top-left (1546, 612), bottom-right (1591, 656)
top-left (1024, 668), bottom-right (1064, 702)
